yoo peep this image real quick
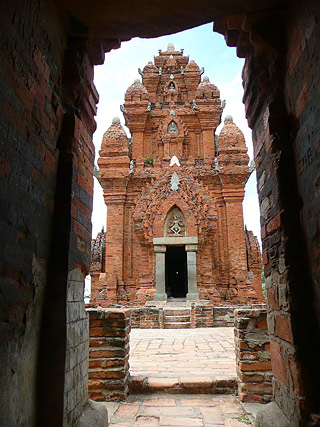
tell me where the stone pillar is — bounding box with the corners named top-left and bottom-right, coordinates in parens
top-left (154, 245), bottom-right (167, 301)
top-left (186, 244), bottom-right (199, 301)
top-left (104, 194), bottom-right (127, 303)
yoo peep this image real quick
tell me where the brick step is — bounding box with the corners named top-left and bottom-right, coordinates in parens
top-left (163, 322), bottom-right (191, 329)
top-left (163, 309), bottom-right (190, 316)
top-left (164, 315), bottom-right (190, 322)
top-left (165, 299), bottom-right (187, 306)
top-left (129, 375), bottom-right (237, 395)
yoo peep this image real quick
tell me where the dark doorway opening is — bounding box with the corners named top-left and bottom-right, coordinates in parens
top-left (165, 245), bottom-right (187, 298)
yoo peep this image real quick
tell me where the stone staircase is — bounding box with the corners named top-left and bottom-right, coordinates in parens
top-left (163, 307), bottom-right (191, 328)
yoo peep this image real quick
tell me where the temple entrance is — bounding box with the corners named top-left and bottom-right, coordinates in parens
top-left (165, 245), bottom-right (187, 298)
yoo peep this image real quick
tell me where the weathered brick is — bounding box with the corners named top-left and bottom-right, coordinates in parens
top-left (235, 309), bottom-right (272, 403)
top-left (88, 381), bottom-right (103, 390)
top-left (89, 47), bottom-right (263, 308)
top-left (87, 309), bottom-right (130, 401)
top-left (270, 340), bottom-right (289, 387)
top-left (275, 314), bottom-right (293, 343)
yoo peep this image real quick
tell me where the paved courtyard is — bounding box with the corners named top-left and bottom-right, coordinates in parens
top-left (104, 394), bottom-right (254, 426)
top-left (103, 327), bottom-right (259, 426)
top-left (129, 327), bottom-right (236, 381)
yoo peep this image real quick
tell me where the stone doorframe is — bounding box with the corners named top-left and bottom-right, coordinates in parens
top-left (153, 237), bottom-right (199, 302)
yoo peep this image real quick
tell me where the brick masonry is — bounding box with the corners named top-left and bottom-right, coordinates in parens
top-left (64, 269), bottom-right (89, 425)
top-left (90, 46), bottom-right (263, 308)
top-left (130, 305), bottom-right (215, 329)
top-left (117, 304), bottom-right (267, 329)
top-left (0, 1), bottom-right (118, 424)
top-left (215, 2), bottom-right (320, 423)
top-left (87, 308), bottom-right (131, 401)
top-left (1, 2), bottom-right (320, 427)
top-left (234, 308), bottom-right (272, 404)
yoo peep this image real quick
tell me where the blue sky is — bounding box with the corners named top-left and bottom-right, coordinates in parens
top-left (91, 23), bottom-right (261, 244)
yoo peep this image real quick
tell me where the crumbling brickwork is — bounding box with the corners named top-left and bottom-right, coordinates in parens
top-left (234, 308), bottom-right (272, 404)
top-left (245, 229), bottom-right (264, 300)
top-left (91, 45), bottom-right (263, 308)
top-left (87, 308), bottom-right (131, 401)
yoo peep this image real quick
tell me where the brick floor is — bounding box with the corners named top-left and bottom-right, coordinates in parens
top-left (129, 327), bottom-right (236, 384)
top-left (104, 394), bottom-right (254, 426)
top-left (102, 328), bottom-right (258, 425)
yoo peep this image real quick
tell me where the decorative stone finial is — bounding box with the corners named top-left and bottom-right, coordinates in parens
top-left (134, 78), bottom-right (140, 84)
top-left (167, 42), bottom-right (175, 52)
top-left (170, 172), bottom-right (180, 191)
top-left (112, 116), bottom-right (121, 125)
top-left (170, 155), bottom-right (181, 167)
top-left (202, 76), bottom-right (210, 83)
top-left (224, 115), bottom-right (233, 122)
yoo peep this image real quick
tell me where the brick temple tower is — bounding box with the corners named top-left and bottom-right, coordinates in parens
top-left (90, 43), bottom-right (263, 307)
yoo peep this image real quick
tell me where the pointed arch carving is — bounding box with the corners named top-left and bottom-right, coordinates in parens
top-left (158, 114), bottom-right (187, 139)
top-left (164, 205), bottom-right (187, 237)
top-left (132, 168), bottom-right (218, 246)
top-left (167, 120), bottom-right (178, 134)
top-left (166, 80), bottom-right (177, 91)
top-left (153, 196), bottom-right (196, 238)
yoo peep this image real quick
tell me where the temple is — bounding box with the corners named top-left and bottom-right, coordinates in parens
top-left (90, 44), bottom-right (263, 307)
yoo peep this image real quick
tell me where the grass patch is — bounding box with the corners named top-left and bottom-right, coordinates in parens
top-left (234, 414), bottom-right (252, 425)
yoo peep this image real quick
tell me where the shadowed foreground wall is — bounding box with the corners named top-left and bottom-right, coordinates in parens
top-left (215, 0), bottom-right (320, 423)
top-left (0, 1), bottom-right (67, 424)
top-left (0, 0), bottom-right (99, 425)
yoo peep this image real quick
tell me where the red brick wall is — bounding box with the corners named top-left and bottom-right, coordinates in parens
top-left (0, 1), bottom-right (67, 424)
top-left (88, 308), bottom-right (131, 401)
top-left (124, 304), bottom-right (265, 328)
top-left (234, 308), bottom-right (272, 403)
top-left (0, 1), bottom-right (115, 424)
top-left (214, 1), bottom-right (320, 422)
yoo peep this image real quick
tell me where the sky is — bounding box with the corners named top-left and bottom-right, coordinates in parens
top-left (91, 22), bottom-right (261, 247)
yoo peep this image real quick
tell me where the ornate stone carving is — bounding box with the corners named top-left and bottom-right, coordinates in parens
top-left (165, 207), bottom-right (186, 236)
top-left (158, 114), bottom-right (187, 141)
top-left (170, 172), bottom-right (180, 190)
top-left (169, 155), bottom-right (180, 167)
top-left (168, 121), bottom-right (178, 134)
top-left (132, 167), bottom-right (218, 245)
